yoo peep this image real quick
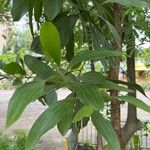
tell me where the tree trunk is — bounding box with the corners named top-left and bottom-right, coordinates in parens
top-left (121, 23), bottom-right (140, 147)
top-left (110, 3), bottom-right (123, 146)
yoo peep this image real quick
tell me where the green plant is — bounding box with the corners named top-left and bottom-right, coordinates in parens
top-left (13, 130), bottom-right (28, 150)
top-left (0, 132), bottom-right (13, 150)
top-left (3, 0), bottom-right (150, 150)
top-left (0, 130), bottom-right (33, 150)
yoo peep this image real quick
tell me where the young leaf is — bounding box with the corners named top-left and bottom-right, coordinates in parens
top-left (25, 99), bottom-right (75, 150)
top-left (115, 96), bottom-right (150, 113)
top-left (103, 0), bottom-right (148, 8)
top-left (6, 81), bottom-right (45, 127)
top-left (69, 49), bottom-right (121, 68)
top-left (91, 111), bottom-right (120, 150)
top-left (40, 22), bottom-right (61, 66)
top-left (24, 55), bottom-right (56, 79)
top-left (73, 106), bottom-right (93, 122)
top-left (43, 0), bottom-right (63, 20)
top-left (70, 82), bottom-right (104, 110)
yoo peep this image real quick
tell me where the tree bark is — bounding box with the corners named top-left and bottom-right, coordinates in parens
top-left (110, 3), bottom-right (123, 146)
top-left (121, 25), bottom-right (140, 148)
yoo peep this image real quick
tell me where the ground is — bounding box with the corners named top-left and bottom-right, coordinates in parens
top-left (0, 89), bottom-right (150, 150)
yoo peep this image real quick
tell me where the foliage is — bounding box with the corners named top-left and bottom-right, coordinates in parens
top-left (0, 0), bottom-right (10, 22)
top-left (0, 52), bottom-right (16, 64)
top-left (140, 48), bottom-right (150, 67)
top-left (0, 130), bottom-right (31, 150)
top-left (3, 0), bottom-right (150, 150)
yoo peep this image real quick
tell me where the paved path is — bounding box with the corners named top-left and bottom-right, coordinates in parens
top-left (0, 90), bottom-right (150, 150)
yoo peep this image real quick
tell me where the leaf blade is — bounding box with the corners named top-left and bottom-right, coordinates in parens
top-left (25, 99), bottom-right (74, 149)
top-left (115, 96), bottom-right (150, 113)
top-left (40, 22), bottom-right (61, 65)
top-left (69, 49), bottom-right (121, 68)
top-left (91, 112), bottom-right (120, 150)
top-left (6, 81), bottom-right (45, 127)
top-left (24, 55), bottom-right (56, 79)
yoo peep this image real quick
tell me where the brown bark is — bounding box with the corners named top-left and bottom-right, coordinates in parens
top-left (121, 32), bottom-right (140, 147)
top-left (110, 3), bottom-right (123, 145)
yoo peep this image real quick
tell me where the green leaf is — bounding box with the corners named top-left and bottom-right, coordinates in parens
top-left (65, 34), bottom-right (75, 62)
top-left (43, 0), bottom-right (63, 20)
top-left (91, 112), bottom-right (120, 150)
top-left (57, 107), bottom-right (74, 136)
top-left (73, 106), bottom-right (93, 122)
top-left (26, 99), bottom-right (75, 149)
top-left (109, 79), bottom-right (149, 98)
top-left (115, 96), bottom-right (150, 113)
top-left (44, 89), bottom-right (57, 106)
top-left (103, 0), bottom-right (149, 8)
top-left (105, 20), bottom-right (121, 46)
top-left (40, 22), bottom-right (61, 66)
top-left (6, 81), bottom-right (45, 127)
top-left (12, 78), bottom-right (23, 87)
top-left (24, 55), bottom-right (56, 80)
top-left (91, 26), bottom-right (113, 50)
top-left (34, 0), bottom-right (43, 21)
top-left (81, 72), bottom-right (132, 92)
top-left (69, 49), bottom-right (121, 68)
top-left (3, 62), bottom-right (26, 75)
top-left (70, 82), bottom-right (104, 110)
top-left (11, 0), bottom-right (28, 21)
top-left (54, 15), bottom-right (77, 48)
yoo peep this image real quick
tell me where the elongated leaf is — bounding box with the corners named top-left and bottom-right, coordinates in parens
top-left (11, 0), bottom-right (28, 21)
top-left (6, 81), bottom-right (45, 127)
top-left (57, 107), bottom-right (74, 136)
top-left (43, 0), bottom-right (63, 20)
top-left (73, 106), bottom-right (93, 122)
top-left (69, 49), bottom-right (121, 68)
top-left (66, 34), bottom-right (75, 62)
top-left (91, 112), bottom-right (120, 150)
top-left (24, 55), bottom-right (56, 79)
top-left (91, 26), bottom-right (113, 50)
top-left (44, 89), bottom-right (57, 106)
top-left (40, 22), bottom-right (61, 65)
top-left (105, 20), bottom-right (121, 46)
top-left (110, 79), bottom-right (149, 98)
top-left (54, 15), bottom-right (77, 48)
top-left (70, 82), bottom-right (104, 110)
top-left (34, 0), bottom-right (43, 21)
top-left (103, 0), bottom-right (148, 8)
top-left (26, 99), bottom-right (75, 149)
top-left (81, 72), bottom-right (131, 92)
top-left (4, 62), bottom-right (26, 75)
top-left (115, 96), bottom-right (150, 113)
